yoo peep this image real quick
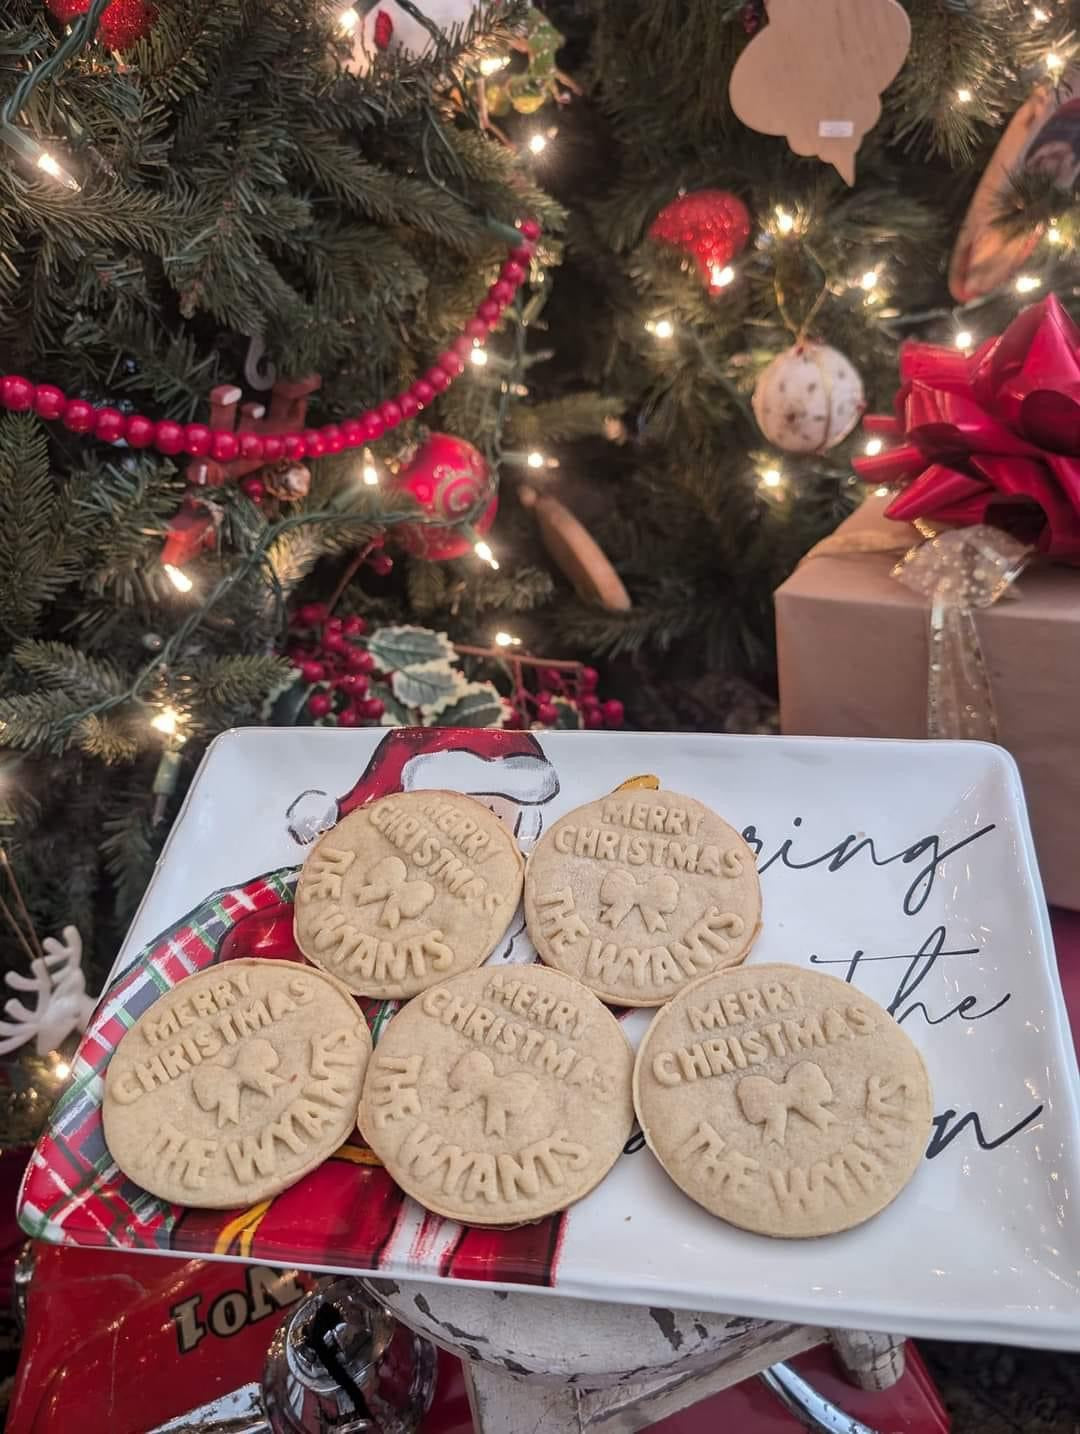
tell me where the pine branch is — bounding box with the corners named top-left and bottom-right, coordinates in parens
top-left (0, 415), bottom-right (83, 637)
top-left (181, 653), bottom-right (292, 710)
top-left (13, 640), bottom-right (127, 702)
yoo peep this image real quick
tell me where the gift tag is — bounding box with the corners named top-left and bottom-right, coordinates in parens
top-left (729, 0), bottom-right (911, 185)
top-left (949, 71), bottom-right (1080, 301)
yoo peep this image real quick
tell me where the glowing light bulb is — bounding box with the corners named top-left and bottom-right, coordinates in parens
top-left (338, 5), bottom-right (359, 32)
top-left (528, 133), bottom-right (547, 155)
top-left (163, 563), bottom-right (193, 593)
top-left (1046, 51), bottom-right (1064, 76)
top-left (362, 463), bottom-right (378, 485)
top-left (152, 708), bottom-right (180, 738)
top-left (475, 540), bottom-right (499, 570)
top-left (479, 54), bottom-right (509, 76)
top-left (874, 486), bottom-right (890, 498)
top-left (956, 88), bottom-right (973, 104)
top-left (860, 269), bottom-right (879, 291)
top-left (955, 329), bottom-right (974, 350)
top-left (1032, 7), bottom-right (1049, 21)
top-left (864, 438), bottom-right (883, 457)
top-left (1048, 222), bottom-right (1064, 245)
top-left (710, 264), bottom-right (736, 288)
top-left (652, 318), bottom-right (674, 339)
top-left (775, 207), bottom-right (795, 235)
top-left (494, 631), bottom-right (521, 648)
top-left (55, 1061), bottom-right (70, 1080)
top-left (1015, 274), bottom-right (1042, 293)
top-left (469, 346), bottom-right (489, 366)
top-left (761, 468), bottom-right (782, 488)
top-left (527, 451), bottom-right (544, 469)
top-left (36, 149), bottom-right (80, 191)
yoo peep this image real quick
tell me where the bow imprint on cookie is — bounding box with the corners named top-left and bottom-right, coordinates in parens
top-left (355, 856), bottom-right (436, 929)
top-left (736, 1061), bottom-right (837, 1146)
top-left (443, 1050), bottom-right (537, 1136)
top-left (598, 870), bottom-right (680, 933)
top-left (191, 1038), bottom-right (287, 1128)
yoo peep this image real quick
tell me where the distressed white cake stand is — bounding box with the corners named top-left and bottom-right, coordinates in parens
top-left (367, 1277), bottom-right (904, 1433)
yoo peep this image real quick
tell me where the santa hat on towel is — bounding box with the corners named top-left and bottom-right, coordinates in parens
top-left (286, 729), bottom-right (559, 846)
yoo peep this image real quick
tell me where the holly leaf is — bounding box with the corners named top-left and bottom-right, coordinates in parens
top-left (391, 660), bottom-right (462, 709)
top-left (371, 681), bottom-right (412, 728)
top-left (367, 625), bottom-right (455, 673)
top-left (265, 674), bottom-right (315, 727)
top-left (428, 680), bottom-right (506, 729)
top-left (548, 696), bottom-right (583, 729)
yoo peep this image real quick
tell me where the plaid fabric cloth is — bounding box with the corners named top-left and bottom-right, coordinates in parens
top-left (18, 869), bottom-right (299, 1249)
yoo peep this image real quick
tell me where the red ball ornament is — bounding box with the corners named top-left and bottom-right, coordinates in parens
top-left (649, 189), bottom-right (752, 292)
top-left (99, 0), bottom-right (158, 49)
top-left (390, 432), bottom-right (498, 561)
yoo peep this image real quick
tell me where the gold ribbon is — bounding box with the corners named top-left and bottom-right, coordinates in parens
top-left (799, 517), bottom-right (1031, 741)
top-left (892, 526), bottom-right (1030, 742)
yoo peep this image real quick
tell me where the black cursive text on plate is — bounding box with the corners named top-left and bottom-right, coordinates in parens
top-left (742, 817), bottom-right (997, 917)
top-left (810, 925), bottom-right (1011, 1028)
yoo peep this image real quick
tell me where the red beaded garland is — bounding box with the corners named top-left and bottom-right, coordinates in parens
top-left (1, 221), bottom-right (542, 460)
top-left (126, 414), bottom-right (155, 447)
top-left (183, 423), bottom-right (213, 456)
top-left (1, 376), bottom-right (34, 410)
top-left (95, 407), bottom-right (126, 442)
top-left (33, 385), bottom-right (65, 420)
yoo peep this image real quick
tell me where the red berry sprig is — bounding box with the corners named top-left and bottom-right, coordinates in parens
top-left (288, 603), bottom-right (387, 728)
top-left (0, 220), bottom-right (542, 459)
top-left (504, 662), bottom-right (624, 730)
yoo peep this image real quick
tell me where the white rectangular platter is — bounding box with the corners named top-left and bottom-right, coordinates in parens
top-left (22, 728), bottom-right (1080, 1350)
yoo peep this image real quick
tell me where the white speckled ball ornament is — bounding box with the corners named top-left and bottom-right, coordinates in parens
top-left (752, 342), bottom-right (865, 453)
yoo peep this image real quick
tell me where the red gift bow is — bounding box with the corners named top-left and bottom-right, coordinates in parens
top-left (853, 293), bottom-right (1080, 560)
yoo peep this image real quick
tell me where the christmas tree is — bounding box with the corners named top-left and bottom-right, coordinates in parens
top-left (532, 0), bottom-right (1077, 724)
top-left (0, 0), bottom-right (610, 981)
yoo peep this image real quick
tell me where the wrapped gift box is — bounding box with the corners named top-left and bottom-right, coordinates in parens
top-left (775, 495), bottom-right (1080, 909)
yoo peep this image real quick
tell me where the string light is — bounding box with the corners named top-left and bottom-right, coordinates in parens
top-left (760, 468), bottom-right (783, 488)
top-left (362, 449), bottom-right (379, 485)
top-left (775, 206), bottom-right (795, 235)
top-left (338, 5), bottom-right (359, 31)
top-left (1046, 51), bottom-right (1065, 76)
top-left (710, 264), bottom-right (736, 288)
top-left (151, 707), bottom-right (181, 738)
top-left (163, 563), bottom-right (193, 593)
top-left (1015, 274), bottom-right (1042, 293)
top-left (54, 1061), bottom-right (70, 1079)
top-left (494, 631), bottom-right (521, 647)
top-left (0, 126), bottom-right (80, 192)
top-left (479, 55), bottom-right (509, 76)
top-left (956, 88), bottom-right (973, 104)
top-left (1032, 7), bottom-right (1049, 21)
top-left (527, 451), bottom-right (544, 468)
top-left (955, 329), bottom-right (974, 350)
top-left (860, 269), bottom-right (879, 291)
top-left (474, 540), bottom-right (499, 570)
top-left (1048, 222), bottom-right (1064, 245)
top-left (469, 346), bottom-right (489, 366)
top-left (648, 318), bottom-right (675, 339)
top-left (864, 438), bottom-right (884, 457)
top-left (874, 486), bottom-right (890, 498)
top-left (528, 133), bottom-right (548, 155)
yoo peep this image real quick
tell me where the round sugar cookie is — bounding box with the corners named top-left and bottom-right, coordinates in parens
top-left (633, 964), bottom-right (932, 1238)
top-left (103, 958), bottom-right (370, 1209)
top-left (294, 790), bottom-right (524, 998)
top-left (524, 788), bottom-right (760, 1007)
top-left (359, 964), bottom-right (634, 1225)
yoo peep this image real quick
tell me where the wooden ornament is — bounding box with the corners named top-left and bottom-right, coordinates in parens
top-left (729, 0), bottom-right (911, 185)
top-left (518, 485), bottom-right (631, 612)
top-left (949, 71), bottom-right (1080, 302)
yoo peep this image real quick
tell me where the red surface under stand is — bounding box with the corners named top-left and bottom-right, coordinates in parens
top-left (10, 907), bottom-right (1079, 1432)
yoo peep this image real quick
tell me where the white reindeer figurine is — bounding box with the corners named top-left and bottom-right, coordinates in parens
top-left (0, 926), bottom-right (96, 1057)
